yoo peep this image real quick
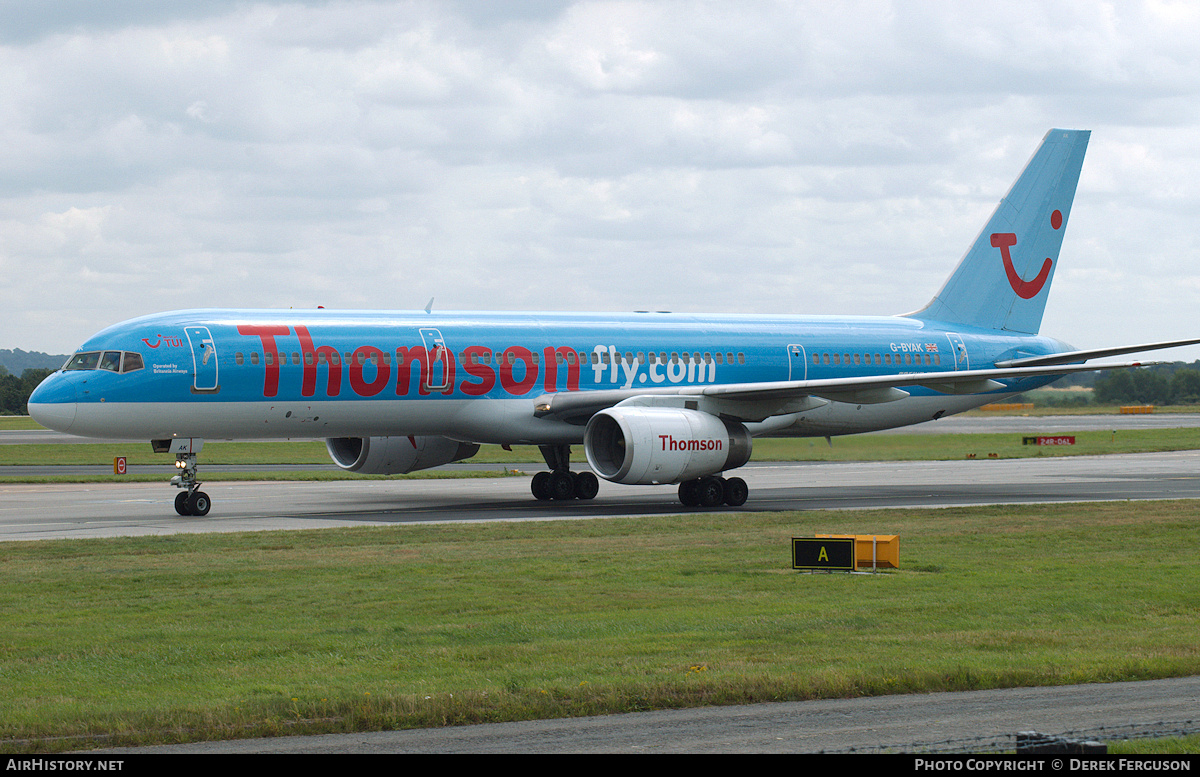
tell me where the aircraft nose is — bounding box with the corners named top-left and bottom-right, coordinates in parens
top-left (27, 373), bottom-right (77, 433)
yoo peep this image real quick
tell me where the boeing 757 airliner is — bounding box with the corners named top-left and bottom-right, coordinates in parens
top-left (28, 129), bottom-right (1200, 515)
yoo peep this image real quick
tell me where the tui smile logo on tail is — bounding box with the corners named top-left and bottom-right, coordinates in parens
top-left (990, 209), bottom-right (1062, 299)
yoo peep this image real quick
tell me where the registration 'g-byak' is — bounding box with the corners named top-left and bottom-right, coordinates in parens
top-left (29, 130), bottom-right (1200, 516)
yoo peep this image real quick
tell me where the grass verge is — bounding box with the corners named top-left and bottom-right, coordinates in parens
top-left (1, 500), bottom-right (1198, 752)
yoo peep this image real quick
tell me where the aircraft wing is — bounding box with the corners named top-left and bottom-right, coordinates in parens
top-left (994, 337), bottom-right (1200, 368)
top-left (533, 358), bottom-right (1166, 424)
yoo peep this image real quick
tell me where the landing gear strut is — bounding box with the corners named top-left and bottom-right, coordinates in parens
top-left (531, 445), bottom-right (599, 501)
top-left (170, 450), bottom-right (211, 516)
top-left (678, 475), bottom-right (748, 508)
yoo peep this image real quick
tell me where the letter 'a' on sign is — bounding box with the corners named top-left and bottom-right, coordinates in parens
top-left (792, 537), bottom-right (855, 571)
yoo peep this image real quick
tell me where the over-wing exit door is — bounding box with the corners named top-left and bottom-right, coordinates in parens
top-left (787, 344), bottom-right (807, 381)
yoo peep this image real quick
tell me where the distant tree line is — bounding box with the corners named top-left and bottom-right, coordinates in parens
top-left (1093, 365), bottom-right (1200, 406)
top-left (0, 367), bottom-right (53, 415)
top-left (0, 348), bottom-right (67, 374)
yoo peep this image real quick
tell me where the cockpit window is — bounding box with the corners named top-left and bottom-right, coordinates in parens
top-left (64, 352), bottom-right (101, 371)
top-left (63, 350), bottom-right (145, 373)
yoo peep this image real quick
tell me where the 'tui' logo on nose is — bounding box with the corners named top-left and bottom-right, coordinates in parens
top-left (990, 209), bottom-right (1062, 299)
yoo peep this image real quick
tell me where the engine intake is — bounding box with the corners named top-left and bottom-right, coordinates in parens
top-left (326, 436), bottom-right (479, 475)
top-left (584, 406), bottom-right (751, 485)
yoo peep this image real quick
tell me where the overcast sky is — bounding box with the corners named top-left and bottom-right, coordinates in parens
top-left (2, 0), bottom-right (1199, 362)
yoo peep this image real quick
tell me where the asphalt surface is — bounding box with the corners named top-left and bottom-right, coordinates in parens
top-left (3, 451), bottom-right (1200, 542)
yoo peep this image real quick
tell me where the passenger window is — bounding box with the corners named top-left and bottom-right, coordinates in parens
top-left (812, 353), bottom-right (819, 365)
top-left (235, 353), bottom-right (245, 366)
top-left (833, 353), bottom-right (840, 365)
top-left (251, 352), bottom-right (260, 365)
top-left (737, 353), bottom-right (745, 365)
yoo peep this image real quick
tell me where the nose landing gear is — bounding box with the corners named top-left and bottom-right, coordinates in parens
top-left (171, 451), bottom-right (211, 516)
top-left (154, 438), bottom-right (211, 516)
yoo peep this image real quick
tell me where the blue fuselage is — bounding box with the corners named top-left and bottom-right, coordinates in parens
top-left (29, 308), bottom-right (1068, 444)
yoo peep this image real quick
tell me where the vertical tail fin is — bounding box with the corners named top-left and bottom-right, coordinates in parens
top-left (908, 129), bottom-right (1090, 334)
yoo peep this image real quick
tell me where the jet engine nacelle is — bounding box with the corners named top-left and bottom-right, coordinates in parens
top-left (583, 406), bottom-right (752, 485)
top-left (326, 435), bottom-right (480, 475)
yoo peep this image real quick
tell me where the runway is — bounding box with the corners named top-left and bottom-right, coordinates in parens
top-left (2, 450), bottom-right (1199, 542)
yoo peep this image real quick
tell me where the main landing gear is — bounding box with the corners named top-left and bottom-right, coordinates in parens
top-left (678, 475), bottom-right (748, 508)
top-left (170, 451), bottom-right (211, 516)
top-left (531, 444), bottom-right (599, 501)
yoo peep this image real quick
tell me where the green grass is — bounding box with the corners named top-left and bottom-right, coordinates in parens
top-left (1110, 734), bottom-right (1200, 754)
top-left (1, 500), bottom-right (1198, 752)
top-left (0, 416), bottom-right (42, 429)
